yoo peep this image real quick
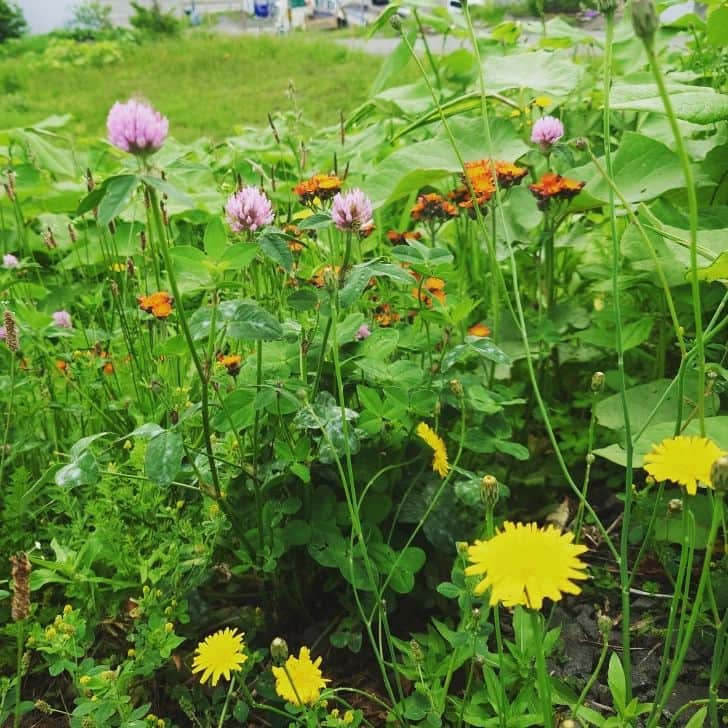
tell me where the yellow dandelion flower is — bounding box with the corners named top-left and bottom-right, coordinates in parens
top-left (465, 521), bottom-right (588, 610)
top-left (272, 646), bottom-right (330, 706)
top-left (416, 422), bottom-right (449, 477)
top-left (643, 435), bottom-right (725, 496)
top-left (191, 628), bottom-right (247, 687)
top-left (533, 95), bottom-right (553, 108)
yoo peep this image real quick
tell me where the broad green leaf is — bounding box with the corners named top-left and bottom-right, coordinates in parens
top-left (370, 31), bottom-right (416, 96)
top-left (259, 229), bottom-right (293, 272)
top-left (97, 175), bottom-right (140, 226)
top-left (169, 245), bottom-right (212, 288)
top-left (482, 49), bottom-right (583, 97)
top-left (13, 129), bottom-right (76, 178)
top-left (684, 707), bottom-right (708, 728)
top-left (204, 217), bottom-right (228, 260)
top-left (145, 430), bottom-right (184, 486)
top-left (692, 250), bottom-right (728, 282)
top-left (219, 243), bottom-right (258, 271)
top-left (611, 78), bottom-right (728, 124)
top-left (707, 6), bottom-right (728, 47)
top-left (580, 132), bottom-right (684, 204)
top-left (227, 301), bottom-right (283, 340)
top-left (55, 451), bottom-right (99, 488)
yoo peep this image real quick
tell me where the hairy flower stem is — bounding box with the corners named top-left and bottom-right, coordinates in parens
top-left (642, 39), bottom-right (705, 434)
top-left (602, 10), bottom-right (635, 701)
top-left (648, 495), bottom-right (724, 727)
top-left (530, 610), bottom-right (553, 728)
top-left (146, 185), bottom-right (221, 499)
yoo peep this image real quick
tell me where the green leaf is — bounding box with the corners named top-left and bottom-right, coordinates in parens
top-left (297, 212), bottom-right (332, 230)
top-left (370, 32), bottom-right (416, 96)
top-left (692, 250), bottom-right (728, 282)
top-left (55, 451), bottom-right (99, 488)
top-left (227, 301), bottom-right (283, 340)
top-left (145, 430), bottom-right (184, 486)
top-left (611, 77), bottom-right (728, 124)
top-left (97, 175), bottom-right (140, 226)
top-left (482, 49), bottom-right (583, 97)
top-left (580, 132), bottom-right (684, 204)
top-left (259, 229), bottom-right (293, 272)
top-left (204, 217), bottom-right (228, 260)
top-left (707, 6), bottom-right (728, 47)
top-left (684, 707), bottom-right (708, 728)
top-left (607, 653), bottom-right (627, 714)
top-left (169, 245), bottom-right (212, 288)
top-left (219, 243), bottom-right (258, 271)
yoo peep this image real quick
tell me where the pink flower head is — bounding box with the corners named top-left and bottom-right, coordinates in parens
top-left (106, 99), bottom-right (169, 156)
top-left (355, 324), bottom-right (371, 341)
top-left (331, 189), bottom-right (373, 233)
top-left (531, 116), bottom-right (565, 149)
top-left (225, 186), bottom-right (274, 233)
top-left (52, 310), bottom-right (73, 329)
top-left (3, 253), bottom-right (19, 269)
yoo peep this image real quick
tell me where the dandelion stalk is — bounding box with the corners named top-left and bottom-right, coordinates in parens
top-left (601, 4), bottom-right (634, 699)
top-left (636, 4), bottom-right (705, 435)
top-left (529, 609), bottom-right (553, 728)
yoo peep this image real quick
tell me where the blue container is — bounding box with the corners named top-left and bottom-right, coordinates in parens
top-left (254, 1), bottom-right (270, 18)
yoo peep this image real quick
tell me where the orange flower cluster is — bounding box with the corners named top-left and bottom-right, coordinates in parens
top-left (386, 230), bottom-right (422, 246)
top-left (451, 160), bottom-right (527, 213)
top-left (138, 291), bottom-right (173, 319)
top-left (412, 275), bottom-right (446, 307)
top-left (217, 352), bottom-right (242, 377)
top-left (410, 193), bottom-right (458, 222)
top-left (309, 265), bottom-right (340, 288)
top-left (374, 302), bottom-right (400, 327)
top-left (528, 173), bottom-right (585, 209)
top-left (468, 322), bottom-right (492, 337)
top-left (293, 174), bottom-right (343, 204)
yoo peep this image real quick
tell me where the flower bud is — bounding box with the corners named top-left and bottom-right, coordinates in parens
top-left (389, 14), bottom-right (402, 33)
top-left (480, 475), bottom-right (499, 507)
top-left (449, 378), bottom-right (464, 398)
top-left (270, 637), bottom-right (289, 664)
top-left (586, 453), bottom-right (595, 465)
top-left (410, 639), bottom-right (424, 662)
top-left (597, 0), bottom-right (617, 16)
top-left (596, 612), bottom-right (612, 637)
top-left (560, 721), bottom-right (577, 728)
top-left (631, 0), bottom-right (659, 44)
top-left (590, 371), bottom-right (605, 392)
top-left (10, 552), bottom-right (31, 622)
top-left (668, 498), bottom-right (683, 514)
top-left (711, 455), bottom-right (728, 493)
top-left (456, 541), bottom-right (469, 556)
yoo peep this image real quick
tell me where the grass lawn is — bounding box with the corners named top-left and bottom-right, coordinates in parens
top-left (0, 32), bottom-right (383, 141)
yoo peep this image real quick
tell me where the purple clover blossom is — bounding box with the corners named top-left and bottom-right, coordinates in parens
top-left (355, 324), bottom-right (371, 341)
top-left (3, 253), bottom-right (19, 269)
top-left (52, 310), bottom-right (73, 329)
top-left (106, 99), bottom-right (169, 156)
top-left (331, 189), bottom-right (373, 233)
top-left (225, 186), bottom-right (274, 233)
top-left (531, 116), bottom-right (565, 149)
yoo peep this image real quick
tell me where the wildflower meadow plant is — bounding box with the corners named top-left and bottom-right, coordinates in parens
top-left (106, 99), bottom-right (169, 156)
top-left (331, 188), bottom-right (373, 233)
top-left (531, 115), bottom-right (565, 149)
top-left (225, 186), bottom-right (274, 233)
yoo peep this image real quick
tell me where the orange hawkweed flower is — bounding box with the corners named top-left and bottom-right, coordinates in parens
top-left (55, 359), bottom-right (68, 372)
top-left (294, 174), bottom-right (343, 203)
top-left (529, 173), bottom-right (585, 209)
top-left (138, 291), bottom-right (174, 319)
top-left (309, 265), bottom-right (340, 288)
top-left (491, 160), bottom-right (528, 189)
top-left (410, 193), bottom-right (459, 222)
top-left (468, 322), bottom-right (492, 337)
top-left (374, 303), bottom-right (400, 327)
top-left (386, 230), bottom-right (422, 246)
top-left (217, 353), bottom-right (242, 377)
top-left (412, 276), bottom-right (447, 307)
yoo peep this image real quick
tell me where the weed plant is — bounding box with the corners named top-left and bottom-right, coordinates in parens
top-left (0, 0), bottom-right (727, 726)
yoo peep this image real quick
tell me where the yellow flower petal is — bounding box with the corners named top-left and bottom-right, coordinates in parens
top-left (272, 646), bottom-right (330, 706)
top-left (465, 522), bottom-right (588, 610)
top-left (643, 435), bottom-right (725, 496)
top-left (416, 422), bottom-right (449, 477)
top-left (191, 628), bottom-right (247, 687)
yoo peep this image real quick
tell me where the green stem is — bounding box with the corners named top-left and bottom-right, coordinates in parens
top-left (603, 10), bottom-right (634, 701)
top-left (643, 41), bottom-right (705, 434)
top-left (13, 619), bottom-right (24, 728)
top-left (572, 627), bottom-right (610, 720)
top-left (529, 610), bottom-right (553, 728)
top-left (648, 494), bottom-right (724, 727)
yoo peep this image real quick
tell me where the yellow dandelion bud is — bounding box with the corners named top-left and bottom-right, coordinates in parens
top-left (63, 604), bottom-right (73, 615)
top-left (416, 422), bottom-right (449, 477)
top-left (164, 622), bottom-right (174, 633)
top-left (45, 627), bottom-right (57, 639)
top-left (344, 710), bottom-right (355, 724)
top-left (79, 675), bottom-right (91, 686)
top-left (127, 648), bottom-right (137, 658)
